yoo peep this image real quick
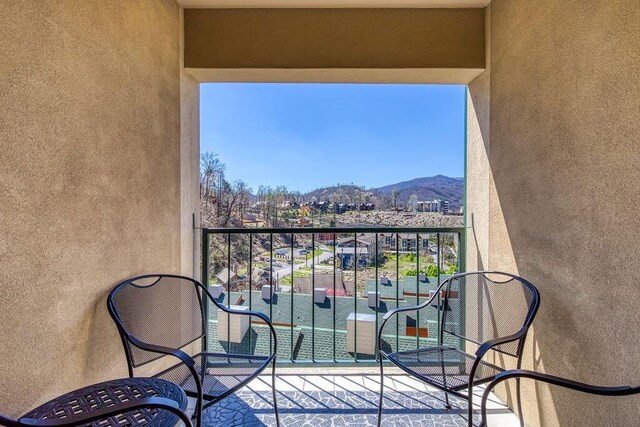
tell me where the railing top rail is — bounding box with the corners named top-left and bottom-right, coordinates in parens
top-left (203, 226), bottom-right (465, 234)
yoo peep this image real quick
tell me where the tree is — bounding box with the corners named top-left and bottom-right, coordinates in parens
top-left (409, 194), bottom-right (418, 212)
top-left (426, 264), bottom-right (446, 277)
top-left (200, 152), bottom-right (226, 215)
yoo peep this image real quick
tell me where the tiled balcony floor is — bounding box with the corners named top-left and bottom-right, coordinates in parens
top-left (195, 368), bottom-right (519, 426)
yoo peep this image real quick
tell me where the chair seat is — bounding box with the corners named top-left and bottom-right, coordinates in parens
top-left (154, 352), bottom-right (272, 401)
top-left (384, 346), bottom-right (504, 392)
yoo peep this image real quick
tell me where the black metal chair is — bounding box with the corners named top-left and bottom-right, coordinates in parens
top-left (479, 369), bottom-right (640, 426)
top-left (0, 377), bottom-right (192, 427)
top-left (377, 271), bottom-right (540, 427)
top-left (107, 274), bottom-right (280, 427)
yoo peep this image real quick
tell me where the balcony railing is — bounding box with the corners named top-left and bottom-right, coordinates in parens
top-left (201, 226), bottom-right (465, 364)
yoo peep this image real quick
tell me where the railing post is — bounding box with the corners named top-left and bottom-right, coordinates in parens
top-left (227, 233), bottom-right (231, 352)
top-left (201, 229), bottom-right (209, 353)
top-left (395, 232), bottom-right (399, 352)
top-left (311, 233), bottom-right (315, 362)
top-left (249, 233), bottom-right (253, 355)
top-left (269, 233), bottom-right (273, 356)
top-left (333, 232), bottom-right (337, 363)
top-left (353, 232), bottom-right (357, 362)
top-left (375, 233), bottom-right (379, 361)
top-left (290, 233), bottom-right (294, 362)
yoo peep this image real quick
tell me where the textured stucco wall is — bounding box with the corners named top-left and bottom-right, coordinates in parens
top-left (184, 8), bottom-right (485, 71)
top-left (477, 1), bottom-right (640, 425)
top-left (466, 6), bottom-right (490, 273)
top-left (0, 0), bottom-right (182, 416)
top-left (180, 8), bottom-right (201, 278)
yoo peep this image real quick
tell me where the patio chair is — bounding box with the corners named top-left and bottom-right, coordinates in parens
top-left (377, 271), bottom-right (540, 427)
top-left (0, 377), bottom-right (192, 427)
top-left (479, 369), bottom-right (640, 426)
top-left (107, 274), bottom-right (280, 427)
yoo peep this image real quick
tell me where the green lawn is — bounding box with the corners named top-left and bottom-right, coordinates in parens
top-left (305, 249), bottom-right (323, 260)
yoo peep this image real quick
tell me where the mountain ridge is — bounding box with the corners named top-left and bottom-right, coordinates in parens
top-left (304, 175), bottom-right (464, 208)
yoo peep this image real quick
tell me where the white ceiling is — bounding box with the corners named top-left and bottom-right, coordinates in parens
top-left (178, 0), bottom-right (490, 8)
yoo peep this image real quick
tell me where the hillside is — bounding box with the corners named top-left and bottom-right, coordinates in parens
top-left (373, 175), bottom-right (464, 207)
top-left (304, 175), bottom-right (464, 208)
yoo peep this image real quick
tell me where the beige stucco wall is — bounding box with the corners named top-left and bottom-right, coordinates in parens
top-left (184, 8), bottom-right (485, 79)
top-left (180, 9), bottom-right (201, 278)
top-left (466, 0), bottom-right (640, 425)
top-left (0, 0), bottom-right (185, 417)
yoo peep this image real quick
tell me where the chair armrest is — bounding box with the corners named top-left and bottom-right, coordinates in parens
top-left (382, 280), bottom-right (448, 321)
top-left (378, 280), bottom-right (449, 352)
top-left (479, 369), bottom-right (640, 427)
top-left (475, 331), bottom-right (525, 358)
top-left (127, 335), bottom-right (196, 368)
top-left (18, 397), bottom-right (193, 427)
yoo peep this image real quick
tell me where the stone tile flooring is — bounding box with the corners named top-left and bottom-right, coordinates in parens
top-left (195, 368), bottom-right (519, 426)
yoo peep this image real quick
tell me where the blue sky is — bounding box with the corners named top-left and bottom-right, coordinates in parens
top-left (200, 83), bottom-right (465, 193)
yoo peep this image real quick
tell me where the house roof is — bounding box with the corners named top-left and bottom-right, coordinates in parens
top-left (364, 274), bottom-right (452, 298)
top-left (216, 267), bottom-right (238, 283)
top-left (207, 287), bottom-right (461, 360)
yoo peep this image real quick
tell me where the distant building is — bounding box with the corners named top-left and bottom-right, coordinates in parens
top-left (381, 233), bottom-right (430, 252)
top-left (416, 199), bottom-right (450, 214)
top-left (335, 235), bottom-right (383, 267)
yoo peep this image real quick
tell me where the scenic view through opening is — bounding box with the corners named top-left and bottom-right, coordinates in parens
top-left (201, 83), bottom-right (467, 362)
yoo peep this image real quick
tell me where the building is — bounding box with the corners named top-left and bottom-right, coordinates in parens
top-left (416, 199), bottom-right (450, 213)
top-left (382, 233), bottom-right (431, 252)
top-left (335, 235), bottom-right (383, 267)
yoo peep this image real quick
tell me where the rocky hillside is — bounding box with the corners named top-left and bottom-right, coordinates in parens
top-left (337, 211), bottom-right (464, 228)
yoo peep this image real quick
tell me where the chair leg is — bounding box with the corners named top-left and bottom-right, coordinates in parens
top-left (272, 359), bottom-right (280, 427)
top-left (444, 391), bottom-right (452, 409)
top-left (377, 356), bottom-right (384, 427)
top-left (194, 396), bottom-right (203, 427)
top-left (467, 389), bottom-right (474, 427)
top-left (516, 377), bottom-right (524, 427)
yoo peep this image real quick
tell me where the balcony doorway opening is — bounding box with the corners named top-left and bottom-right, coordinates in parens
top-left (199, 82), bottom-right (467, 364)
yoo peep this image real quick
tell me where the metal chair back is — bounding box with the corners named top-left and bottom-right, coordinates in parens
top-left (440, 271), bottom-right (540, 357)
top-left (108, 274), bottom-right (206, 368)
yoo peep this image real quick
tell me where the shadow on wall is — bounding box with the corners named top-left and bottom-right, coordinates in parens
top-left (484, 33), bottom-right (640, 427)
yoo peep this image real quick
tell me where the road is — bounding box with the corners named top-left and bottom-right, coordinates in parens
top-left (271, 248), bottom-right (334, 291)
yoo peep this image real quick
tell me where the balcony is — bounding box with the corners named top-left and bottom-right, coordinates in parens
top-left (2, 1), bottom-right (638, 426)
top-left (197, 226), bottom-right (529, 425)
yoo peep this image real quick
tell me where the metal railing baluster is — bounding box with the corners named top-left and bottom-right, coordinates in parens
top-left (311, 233), bottom-right (315, 362)
top-left (227, 233), bottom-right (231, 353)
top-left (375, 233), bottom-right (379, 361)
top-left (201, 230), bottom-right (209, 353)
top-left (269, 233), bottom-right (273, 355)
top-left (416, 232), bottom-right (420, 350)
top-left (437, 233), bottom-right (442, 346)
top-left (353, 232), bottom-right (357, 362)
top-left (395, 232), bottom-right (399, 352)
top-left (333, 232), bottom-right (336, 362)
top-left (249, 233), bottom-right (253, 355)
top-left (290, 233), bottom-right (294, 362)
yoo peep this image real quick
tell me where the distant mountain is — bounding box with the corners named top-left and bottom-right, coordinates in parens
top-left (373, 175), bottom-right (464, 207)
top-left (304, 185), bottom-right (364, 201)
top-left (304, 175), bottom-right (464, 208)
